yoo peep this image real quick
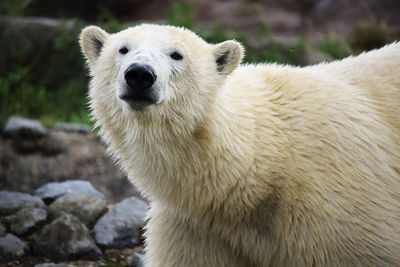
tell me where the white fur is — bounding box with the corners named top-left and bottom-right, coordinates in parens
top-left (80, 24), bottom-right (400, 266)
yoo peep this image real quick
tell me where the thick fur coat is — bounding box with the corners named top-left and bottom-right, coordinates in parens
top-left (80, 24), bottom-right (400, 266)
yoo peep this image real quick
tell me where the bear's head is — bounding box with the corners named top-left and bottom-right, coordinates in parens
top-left (80, 24), bottom-right (243, 130)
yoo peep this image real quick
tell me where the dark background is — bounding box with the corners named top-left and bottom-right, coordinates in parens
top-left (1, 0), bottom-right (399, 127)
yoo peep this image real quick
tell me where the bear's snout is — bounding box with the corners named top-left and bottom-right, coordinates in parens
top-left (124, 63), bottom-right (156, 92)
top-left (120, 63), bottom-right (158, 110)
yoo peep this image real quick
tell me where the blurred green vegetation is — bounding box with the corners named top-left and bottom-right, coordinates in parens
top-left (0, 19), bottom-right (89, 127)
top-left (0, 0), bottom-right (29, 16)
top-left (0, 1), bottom-right (394, 127)
top-left (315, 38), bottom-right (352, 60)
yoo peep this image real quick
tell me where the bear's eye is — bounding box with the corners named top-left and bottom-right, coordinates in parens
top-left (119, 47), bottom-right (129, 55)
top-left (170, 51), bottom-right (183, 60)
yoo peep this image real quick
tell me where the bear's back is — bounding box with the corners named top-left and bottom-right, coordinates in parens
top-left (308, 42), bottom-right (400, 133)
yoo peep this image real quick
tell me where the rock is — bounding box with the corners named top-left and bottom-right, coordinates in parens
top-left (33, 213), bottom-right (103, 261)
top-left (0, 17), bottom-right (76, 56)
top-left (52, 123), bottom-right (91, 134)
top-left (0, 223), bottom-right (6, 237)
top-left (49, 192), bottom-right (107, 228)
top-left (35, 180), bottom-right (105, 204)
top-left (3, 117), bottom-right (53, 153)
top-left (94, 196), bottom-right (148, 248)
top-left (127, 252), bottom-right (145, 267)
top-left (36, 134), bottom-right (66, 155)
top-left (0, 191), bottom-right (45, 215)
top-left (2, 117), bottom-right (64, 154)
top-left (310, 0), bottom-right (400, 36)
top-left (4, 116), bottom-right (47, 140)
top-left (0, 129), bottom-right (137, 203)
top-left (34, 263), bottom-right (77, 267)
top-left (0, 234), bottom-right (28, 262)
top-left (10, 208), bottom-right (48, 235)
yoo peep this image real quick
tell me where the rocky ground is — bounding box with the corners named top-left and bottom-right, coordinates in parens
top-left (0, 117), bottom-right (146, 266)
top-left (0, 117), bottom-right (140, 203)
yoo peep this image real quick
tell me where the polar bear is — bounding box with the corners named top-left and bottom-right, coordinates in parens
top-left (80, 24), bottom-right (400, 266)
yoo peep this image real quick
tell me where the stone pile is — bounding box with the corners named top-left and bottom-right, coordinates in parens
top-left (1, 116), bottom-right (136, 206)
top-left (0, 180), bottom-right (148, 267)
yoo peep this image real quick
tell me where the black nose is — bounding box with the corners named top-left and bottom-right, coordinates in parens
top-left (124, 63), bottom-right (156, 92)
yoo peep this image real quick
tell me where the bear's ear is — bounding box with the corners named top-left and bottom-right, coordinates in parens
top-left (79, 26), bottom-right (109, 67)
top-left (213, 40), bottom-right (244, 75)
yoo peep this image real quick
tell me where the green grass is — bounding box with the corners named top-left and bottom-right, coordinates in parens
top-left (315, 38), bottom-right (352, 60)
top-left (0, 76), bottom-right (91, 127)
top-left (167, 1), bottom-right (196, 29)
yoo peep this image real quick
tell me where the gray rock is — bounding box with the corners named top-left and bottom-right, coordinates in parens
top-left (128, 252), bottom-right (145, 267)
top-left (0, 234), bottom-right (28, 262)
top-left (0, 17), bottom-right (76, 56)
top-left (36, 134), bottom-right (66, 155)
top-left (0, 127), bottom-right (137, 204)
top-left (94, 196), bottom-right (148, 248)
top-left (34, 263), bottom-right (77, 267)
top-left (10, 208), bottom-right (48, 235)
top-left (4, 116), bottom-right (47, 139)
top-left (49, 192), bottom-right (107, 228)
top-left (52, 123), bottom-right (91, 134)
top-left (33, 213), bottom-right (103, 261)
top-left (0, 223), bottom-right (6, 237)
top-left (0, 191), bottom-right (45, 215)
top-left (35, 180), bottom-right (105, 204)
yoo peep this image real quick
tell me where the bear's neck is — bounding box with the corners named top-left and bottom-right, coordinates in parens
top-left (98, 89), bottom-right (285, 221)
